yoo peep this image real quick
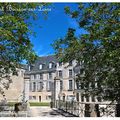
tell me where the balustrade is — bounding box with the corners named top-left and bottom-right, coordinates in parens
top-left (55, 100), bottom-right (117, 117)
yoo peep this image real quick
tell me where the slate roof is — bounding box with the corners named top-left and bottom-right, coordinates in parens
top-left (20, 64), bottom-right (28, 70)
top-left (25, 55), bottom-right (58, 74)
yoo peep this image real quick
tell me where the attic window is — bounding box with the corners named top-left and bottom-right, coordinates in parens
top-left (49, 62), bottom-right (53, 69)
top-left (69, 61), bottom-right (72, 66)
top-left (28, 65), bottom-right (31, 71)
top-left (59, 62), bottom-right (62, 66)
top-left (39, 64), bottom-right (42, 69)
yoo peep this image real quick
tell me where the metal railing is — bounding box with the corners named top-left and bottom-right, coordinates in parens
top-left (55, 100), bottom-right (116, 117)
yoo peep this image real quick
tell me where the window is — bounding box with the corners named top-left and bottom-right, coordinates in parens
top-left (28, 65), bottom-right (31, 71)
top-left (32, 96), bottom-right (36, 100)
top-left (36, 74), bottom-right (40, 79)
top-left (29, 82), bottom-right (32, 91)
top-left (69, 61), bottom-right (72, 66)
top-left (49, 72), bottom-right (52, 79)
top-left (39, 64), bottom-right (42, 69)
top-left (49, 63), bottom-right (53, 69)
top-left (76, 93), bottom-right (79, 102)
top-left (30, 75), bottom-right (34, 80)
top-left (68, 80), bottom-right (73, 90)
top-left (34, 74), bottom-right (36, 79)
top-left (47, 81), bottom-right (52, 91)
top-left (40, 73), bottom-right (43, 79)
top-left (69, 69), bottom-right (73, 78)
top-left (58, 62), bottom-right (62, 66)
top-left (29, 96), bottom-right (36, 100)
top-left (58, 70), bottom-right (62, 78)
top-left (46, 96), bottom-right (51, 100)
top-left (67, 95), bottom-right (75, 101)
top-left (37, 82), bottom-right (43, 91)
top-left (60, 80), bottom-right (63, 90)
top-left (29, 96), bottom-right (32, 100)
top-left (33, 82), bottom-right (36, 92)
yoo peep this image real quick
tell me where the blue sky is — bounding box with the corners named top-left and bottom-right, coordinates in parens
top-left (29, 3), bottom-right (86, 56)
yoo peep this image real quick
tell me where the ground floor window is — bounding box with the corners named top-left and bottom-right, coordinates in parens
top-left (29, 96), bottom-right (36, 100)
top-left (46, 95), bottom-right (51, 100)
top-left (33, 82), bottom-right (36, 92)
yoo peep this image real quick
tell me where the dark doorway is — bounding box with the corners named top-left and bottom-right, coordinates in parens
top-left (63, 96), bottom-right (65, 102)
top-left (39, 96), bottom-right (41, 102)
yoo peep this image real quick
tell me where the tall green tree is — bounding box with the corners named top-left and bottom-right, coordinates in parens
top-left (0, 3), bottom-right (49, 96)
top-left (53, 3), bottom-right (120, 111)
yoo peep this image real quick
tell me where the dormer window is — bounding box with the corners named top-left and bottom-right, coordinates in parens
top-left (59, 62), bottom-right (62, 66)
top-left (28, 65), bottom-right (31, 71)
top-left (49, 62), bottom-right (53, 69)
top-left (69, 61), bottom-right (72, 66)
top-left (39, 64), bottom-right (42, 69)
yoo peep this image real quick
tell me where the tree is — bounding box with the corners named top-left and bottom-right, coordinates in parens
top-left (52, 3), bottom-right (120, 116)
top-left (0, 3), bottom-right (49, 96)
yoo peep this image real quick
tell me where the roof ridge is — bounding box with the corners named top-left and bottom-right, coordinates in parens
top-left (38, 54), bottom-right (56, 58)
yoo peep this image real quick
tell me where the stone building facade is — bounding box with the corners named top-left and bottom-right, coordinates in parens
top-left (0, 55), bottom-right (101, 103)
top-left (25, 55), bottom-right (77, 102)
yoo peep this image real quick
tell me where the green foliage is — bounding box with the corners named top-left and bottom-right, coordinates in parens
top-left (0, 3), bottom-right (50, 96)
top-left (64, 6), bottom-right (70, 14)
top-left (53, 3), bottom-right (120, 102)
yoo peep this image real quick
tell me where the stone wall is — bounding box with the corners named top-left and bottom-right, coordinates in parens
top-left (0, 69), bottom-right (25, 102)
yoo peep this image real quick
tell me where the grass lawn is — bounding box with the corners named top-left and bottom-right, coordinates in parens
top-left (8, 102), bottom-right (16, 106)
top-left (29, 102), bottom-right (50, 106)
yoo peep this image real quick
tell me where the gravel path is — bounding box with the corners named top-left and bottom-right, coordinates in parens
top-left (28, 106), bottom-right (64, 117)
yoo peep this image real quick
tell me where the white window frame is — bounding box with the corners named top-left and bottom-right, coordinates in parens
top-left (58, 62), bottom-right (62, 66)
top-left (49, 72), bottom-right (52, 79)
top-left (68, 80), bottom-right (73, 90)
top-left (31, 75), bottom-right (34, 80)
top-left (58, 70), bottom-right (62, 78)
top-left (49, 63), bottom-right (52, 69)
top-left (36, 74), bottom-right (40, 79)
top-left (39, 64), bottom-right (42, 69)
top-left (69, 69), bottom-right (73, 77)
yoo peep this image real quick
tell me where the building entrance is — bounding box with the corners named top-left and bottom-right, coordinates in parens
top-left (39, 96), bottom-right (41, 102)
